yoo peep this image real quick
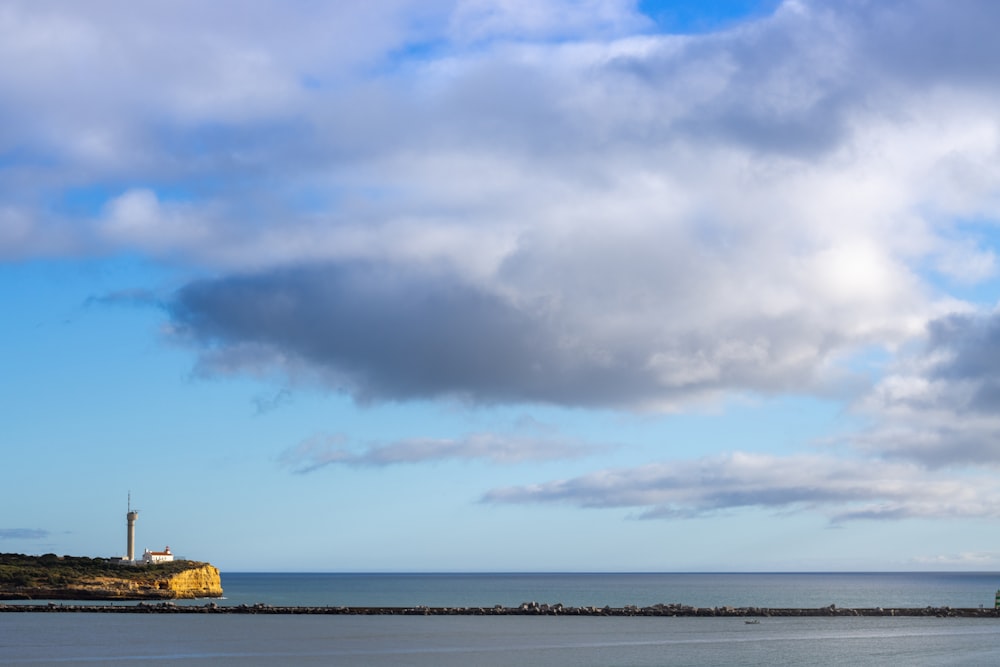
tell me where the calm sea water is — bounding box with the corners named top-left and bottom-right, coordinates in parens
top-left (4, 573), bottom-right (1000, 665)
top-left (214, 571), bottom-right (1000, 608)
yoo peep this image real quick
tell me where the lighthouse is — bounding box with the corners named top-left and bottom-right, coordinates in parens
top-left (126, 494), bottom-right (139, 562)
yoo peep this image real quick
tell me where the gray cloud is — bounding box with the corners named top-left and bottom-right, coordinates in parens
top-left (169, 262), bottom-right (627, 405)
top-left (928, 313), bottom-right (1000, 403)
top-left (85, 288), bottom-right (163, 309)
top-left (610, 5), bottom-right (859, 159)
top-left (166, 257), bottom-right (896, 407)
top-left (852, 310), bottom-right (1000, 466)
top-left (0, 528), bottom-right (49, 540)
top-left (851, 0), bottom-right (1000, 88)
top-left (252, 388), bottom-right (294, 415)
top-left (482, 452), bottom-right (1000, 523)
top-left (281, 431), bottom-right (599, 473)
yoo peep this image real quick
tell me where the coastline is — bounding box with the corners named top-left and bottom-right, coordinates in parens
top-left (0, 554), bottom-right (223, 600)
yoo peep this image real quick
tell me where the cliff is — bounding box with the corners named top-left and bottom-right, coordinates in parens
top-left (0, 553), bottom-right (223, 600)
top-left (29, 564), bottom-right (224, 600)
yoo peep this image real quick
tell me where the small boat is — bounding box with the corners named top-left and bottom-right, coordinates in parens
top-left (744, 619), bottom-right (760, 624)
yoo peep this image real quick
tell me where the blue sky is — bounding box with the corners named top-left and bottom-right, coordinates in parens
top-left (5, 0), bottom-right (1000, 573)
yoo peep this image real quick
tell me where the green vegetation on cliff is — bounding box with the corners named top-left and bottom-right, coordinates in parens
top-left (0, 553), bottom-right (223, 600)
top-left (0, 553), bottom-right (206, 587)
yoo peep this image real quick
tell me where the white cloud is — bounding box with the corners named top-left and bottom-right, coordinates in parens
top-left (280, 431), bottom-right (602, 473)
top-left (4, 0), bottom-right (1000, 412)
top-left (908, 552), bottom-right (1000, 568)
top-left (142, 0), bottom-right (1000, 409)
top-left (0, 528), bottom-right (49, 540)
top-left (483, 451), bottom-right (1000, 523)
top-left (447, 0), bottom-right (647, 43)
top-left (99, 189), bottom-right (219, 254)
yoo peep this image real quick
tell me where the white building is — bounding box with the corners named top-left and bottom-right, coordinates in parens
top-left (142, 546), bottom-right (174, 564)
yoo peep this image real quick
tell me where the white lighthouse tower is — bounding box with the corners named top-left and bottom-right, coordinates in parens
top-left (126, 493), bottom-right (139, 563)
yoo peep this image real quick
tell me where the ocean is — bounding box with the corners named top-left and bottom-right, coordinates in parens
top-left (213, 571), bottom-right (1000, 608)
top-left (4, 572), bottom-right (1000, 665)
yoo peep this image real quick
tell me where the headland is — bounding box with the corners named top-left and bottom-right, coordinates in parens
top-left (0, 553), bottom-right (223, 600)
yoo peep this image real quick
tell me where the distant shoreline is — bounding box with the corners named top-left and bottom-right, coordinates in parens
top-left (3, 602), bottom-right (1000, 618)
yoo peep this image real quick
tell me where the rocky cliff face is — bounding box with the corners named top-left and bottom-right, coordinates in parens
top-left (159, 564), bottom-right (223, 598)
top-left (1, 564), bottom-right (223, 601)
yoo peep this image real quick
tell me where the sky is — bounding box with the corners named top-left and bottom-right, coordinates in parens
top-left (4, 0), bottom-right (1000, 573)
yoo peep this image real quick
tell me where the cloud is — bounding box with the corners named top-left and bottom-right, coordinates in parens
top-left (448, 0), bottom-right (647, 43)
top-left (482, 452), bottom-right (1000, 523)
top-left (281, 430), bottom-right (600, 473)
top-left (0, 528), bottom-right (49, 540)
top-left (852, 309), bottom-right (1000, 466)
top-left (252, 388), bottom-right (293, 415)
top-left (165, 251), bottom-right (913, 407)
top-left (144, 0), bottom-right (1000, 409)
top-left (908, 551), bottom-right (1000, 568)
top-left (99, 189), bottom-right (218, 253)
top-left (85, 288), bottom-right (163, 309)
top-left (169, 262), bottom-right (588, 405)
top-left (5, 1), bottom-right (1000, 412)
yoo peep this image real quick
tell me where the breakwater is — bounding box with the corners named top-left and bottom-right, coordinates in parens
top-left (3, 602), bottom-right (999, 617)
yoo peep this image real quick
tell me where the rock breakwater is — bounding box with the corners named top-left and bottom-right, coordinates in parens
top-left (3, 601), bottom-right (998, 617)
